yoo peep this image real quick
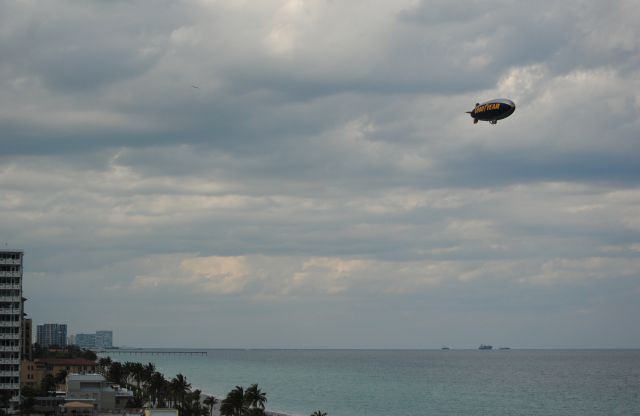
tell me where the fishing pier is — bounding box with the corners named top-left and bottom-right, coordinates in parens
top-left (97, 349), bottom-right (208, 356)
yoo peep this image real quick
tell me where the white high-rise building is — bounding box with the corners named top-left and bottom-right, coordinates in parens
top-left (96, 330), bottom-right (113, 348)
top-left (75, 333), bottom-right (96, 349)
top-left (0, 250), bottom-right (23, 407)
top-left (73, 330), bottom-right (114, 349)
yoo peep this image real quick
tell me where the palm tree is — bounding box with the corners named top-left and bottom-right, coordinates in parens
top-left (140, 362), bottom-right (157, 405)
top-left (310, 412), bottom-right (327, 416)
top-left (220, 386), bottom-right (246, 416)
top-left (160, 377), bottom-right (172, 408)
top-left (107, 361), bottom-right (127, 386)
top-left (97, 356), bottom-right (112, 376)
top-left (203, 395), bottom-right (218, 416)
top-left (40, 374), bottom-right (56, 395)
top-left (54, 369), bottom-right (68, 385)
top-left (220, 385), bottom-right (268, 416)
top-left (182, 389), bottom-right (207, 416)
top-left (20, 385), bottom-right (39, 413)
top-left (123, 361), bottom-right (138, 387)
top-left (142, 362), bottom-right (156, 382)
top-left (244, 384), bottom-right (267, 410)
top-left (171, 373), bottom-right (192, 408)
top-left (131, 362), bottom-right (144, 385)
top-left (147, 371), bottom-right (168, 408)
top-left (130, 362), bottom-right (145, 399)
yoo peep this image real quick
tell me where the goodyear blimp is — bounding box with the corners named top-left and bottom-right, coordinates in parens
top-left (467, 99), bottom-right (516, 124)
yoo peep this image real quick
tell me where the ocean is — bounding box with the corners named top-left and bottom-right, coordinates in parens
top-left (101, 349), bottom-right (640, 416)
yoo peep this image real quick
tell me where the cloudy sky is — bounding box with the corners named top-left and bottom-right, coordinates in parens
top-left (2, 0), bottom-right (639, 349)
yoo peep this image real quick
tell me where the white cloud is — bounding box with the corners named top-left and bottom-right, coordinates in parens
top-left (180, 256), bottom-right (251, 294)
top-left (528, 257), bottom-right (640, 284)
top-left (2, 0), bottom-right (640, 347)
top-left (129, 255), bottom-right (251, 295)
top-left (289, 257), bottom-right (371, 295)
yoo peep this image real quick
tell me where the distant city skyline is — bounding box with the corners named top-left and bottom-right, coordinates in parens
top-left (2, 1), bottom-right (640, 349)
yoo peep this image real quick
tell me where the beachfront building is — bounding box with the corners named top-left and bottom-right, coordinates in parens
top-left (65, 373), bottom-right (133, 411)
top-left (74, 330), bottom-right (113, 349)
top-left (0, 250), bottom-right (24, 408)
top-left (95, 331), bottom-right (113, 348)
top-left (74, 334), bottom-right (96, 349)
top-left (75, 334), bottom-right (96, 349)
top-left (20, 359), bottom-right (37, 389)
top-left (33, 396), bottom-right (66, 414)
top-left (37, 323), bottom-right (68, 348)
top-left (60, 401), bottom-right (95, 416)
top-left (20, 358), bottom-right (98, 389)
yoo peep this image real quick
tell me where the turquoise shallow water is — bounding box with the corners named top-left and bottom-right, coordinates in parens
top-left (102, 349), bottom-right (640, 416)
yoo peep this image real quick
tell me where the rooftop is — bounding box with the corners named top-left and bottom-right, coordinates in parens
top-left (64, 401), bottom-right (96, 409)
top-left (36, 358), bottom-right (97, 366)
top-left (67, 374), bottom-right (105, 382)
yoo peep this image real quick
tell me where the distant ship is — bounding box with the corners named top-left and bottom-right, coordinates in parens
top-left (478, 344), bottom-right (493, 350)
top-left (441, 346), bottom-right (450, 350)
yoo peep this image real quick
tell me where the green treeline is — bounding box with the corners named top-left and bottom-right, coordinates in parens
top-left (32, 344), bottom-right (98, 360)
top-left (97, 357), bottom-right (215, 415)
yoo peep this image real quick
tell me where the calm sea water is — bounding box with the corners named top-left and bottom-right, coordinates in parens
top-left (102, 349), bottom-right (640, 416)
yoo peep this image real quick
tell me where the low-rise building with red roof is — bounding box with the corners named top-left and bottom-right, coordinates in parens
top-left (21, 358), bottom-right (97, 389)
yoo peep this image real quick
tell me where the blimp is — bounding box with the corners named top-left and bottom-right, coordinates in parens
top-left (467, 99), bottom-right (515, 124)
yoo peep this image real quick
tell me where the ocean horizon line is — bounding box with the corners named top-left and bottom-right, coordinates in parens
top-left (102, 346), bottom-right (640, 351)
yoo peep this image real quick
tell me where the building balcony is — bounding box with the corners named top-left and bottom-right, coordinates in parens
top-left (0, 358), bottom-right (20, 365)
top-left (0, 371), bottom-right (18, 377)
top-left (0, 383), bottom-right (19, 390)
top-left (0, 259), bottom-right (20, 265)
top-left (0, 296), bottom-right (21, 302)
top-left (0, 346), bottom-right (19, 352)
top-left (0, 272), bottom-right (21, 278)
top-left (0, 309), bottom-right (20, 315)
top-left (0, 321), bottom-right (20, 327)
top-left (0, 284), bottom-right (21, 289)
top-left (0, 333), bottom-right (19, 340)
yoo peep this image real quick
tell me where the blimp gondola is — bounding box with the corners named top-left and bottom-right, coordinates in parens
top-left (467, 99), bottom-right (515, 124)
